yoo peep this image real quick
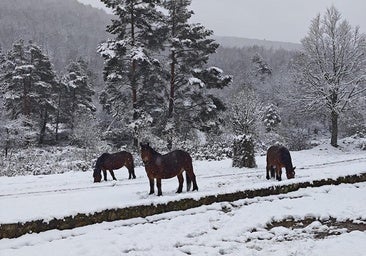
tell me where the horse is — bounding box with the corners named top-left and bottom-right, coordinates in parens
top-left (140, 142), bottom-right (198, 196)
top-left (266, 145), bottom-right (296, 181)
top-left (93, 151), bottom-right (136, 182)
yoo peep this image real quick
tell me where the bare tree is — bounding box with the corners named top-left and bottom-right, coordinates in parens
top-left (293, 6), bottom-right (366, 147)
top-left (228, 87), bottom-right (263, 136)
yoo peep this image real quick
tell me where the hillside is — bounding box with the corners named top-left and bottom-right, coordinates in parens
top-left (0, 0), bottom-right (302, 74)
top-left (0, 0), bottom-right (112, 72)
top-left (214, 35), bottom-right (302, 51)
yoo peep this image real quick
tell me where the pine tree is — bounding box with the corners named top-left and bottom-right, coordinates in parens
top-left (28, 42), bottom-right (59, 143)
top-left (97, 0), bottom-right (165, 147)
top-left (62, 58), bottom-right (96, 131)
top-left (263, 103), bottom-right (281, 132)
top-left (251, 52), bottom-right (272, 82)
top-left (1, 40), bottom-right (58, 144)
top-left (161, 0), bottom-right (231, 148)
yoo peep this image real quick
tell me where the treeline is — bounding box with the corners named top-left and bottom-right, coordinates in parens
top-left (0, 40), bottom-right (96, 155)
top-left (0, 2), bottom-right (365, 162)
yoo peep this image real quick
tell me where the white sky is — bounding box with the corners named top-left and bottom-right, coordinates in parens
top-left (77, 0), bottom-right (366, 43)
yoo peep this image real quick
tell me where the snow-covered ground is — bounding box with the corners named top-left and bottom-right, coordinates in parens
top-left (0, 140), bottom-right (365, 255)
top-left (1, 183), bottom-right (365, 255)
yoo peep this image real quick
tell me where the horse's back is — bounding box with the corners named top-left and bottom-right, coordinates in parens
top-left (166, 149), bottom-right (192, 162)
top-left (112, 151), bottom-right (132, 160)
top-left (100, 151), bottom-right (133, 169)
top-left (267, 145), bottom-right (291, 167)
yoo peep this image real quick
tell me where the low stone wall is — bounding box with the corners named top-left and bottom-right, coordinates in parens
top-left (1, 173), bottom-right (365, 239)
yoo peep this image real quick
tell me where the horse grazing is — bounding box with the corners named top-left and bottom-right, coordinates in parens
top-left (266, 145), bottom-right (295, 181)
top-left (140, 143), bottom-right (198, 196)
top-left (93, 151), bottom-right (136, 182)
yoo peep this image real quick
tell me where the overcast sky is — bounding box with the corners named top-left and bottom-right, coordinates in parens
top-left (77, 0), bottom-right (366, 43)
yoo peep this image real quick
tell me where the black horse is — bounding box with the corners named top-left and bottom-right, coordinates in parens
top-left (140, 143), bottom-right (198, 196)
top-left (93, 151), bottom-right (136, 182)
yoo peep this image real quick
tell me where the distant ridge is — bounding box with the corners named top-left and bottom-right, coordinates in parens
top-left (213, 36), bottom-right (302, 51)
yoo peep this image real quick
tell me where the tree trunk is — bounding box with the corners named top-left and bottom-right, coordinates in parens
top-left (330, 110), bottom-right (338, 147)
top-left (130, 3), bottom-right (138, 148)
top-left (168, 50), bottom-right (175, 119)
top-left (5, 128), bottom-right (9, 158)
top-left (39, 108), bottom-right (48, 144)
top-left (55, 90), bottom-right (62, 141)
top-left (166, 50), bottom-right (176, 150)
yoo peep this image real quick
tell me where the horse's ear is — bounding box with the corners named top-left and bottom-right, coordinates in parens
top-left (147, 142), bottom-right (149, 147)
top-left (293, 167), bottom-right (296, 171)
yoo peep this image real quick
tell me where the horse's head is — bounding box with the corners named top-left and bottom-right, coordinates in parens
top-left (286, 167), bottom-right (296, 179)
top-left (93, 167), bottom-right (102, 183)
top-left (140, 142), bottom-right (153, 164)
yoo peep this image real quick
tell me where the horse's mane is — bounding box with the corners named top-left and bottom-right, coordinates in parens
top-left (148, 145), bottom-right (162, 156)
top-left (95, 153), bottom-right (110, 168)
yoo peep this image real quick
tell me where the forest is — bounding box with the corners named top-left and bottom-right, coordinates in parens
top-left (0, 0), bottom-right (365, 176)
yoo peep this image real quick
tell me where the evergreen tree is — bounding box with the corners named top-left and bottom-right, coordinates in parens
top-left (0, 46), bottom-right (6, 93)
top-left (97, 0), bottom-right (166, 147)
top-left (1, 40), bottom-right (58, 144)
top-left (251, 52), bottom-right (272, 82)
top-left (263, 103), bottom-right (281, 132)
top-left (161, 0), bottom-right (231, 148)
top-left (62, 58), bottom-right (96, 131)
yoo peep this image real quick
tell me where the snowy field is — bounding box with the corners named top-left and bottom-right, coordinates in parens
top-left (0, 140), bottom-right (365, 255)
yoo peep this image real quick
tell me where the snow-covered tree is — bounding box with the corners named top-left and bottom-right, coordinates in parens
top-left (251, 52), bottom-right (272, 82)
top-left (228, 87), bottom-right (262, 136)
top-left (62, 58), bottom-right (96, 131)
top-left (1, 40), bottom-right (58, 144)
top-left (161, 0), bottom-right (231, 148)
top-left (97, 0), bottom-right (165, 147)
top-left (292, 6), bottom-right (366, 147)
top-left (263, 103), bottom-right (281, 132)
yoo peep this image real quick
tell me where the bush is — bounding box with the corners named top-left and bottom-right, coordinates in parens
top-left (232, 134), bottom-right (257, 168)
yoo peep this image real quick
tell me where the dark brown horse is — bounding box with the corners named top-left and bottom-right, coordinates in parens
top-left (140, 143), bottom-right (198, 196)
top-left (266, 145), bottom-right (295, 181)
top-left (93, 151), bottom-right (136, 182)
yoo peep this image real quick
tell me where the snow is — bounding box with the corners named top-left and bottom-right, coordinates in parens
top-left (188, 77), bottom-right (204, 87)
top-left (0, 141), bottom-right (365, 255)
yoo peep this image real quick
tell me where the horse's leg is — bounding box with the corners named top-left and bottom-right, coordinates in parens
top-left (176, 173), bottom-right (184, 193)
top-left (276, 167), bottom-right (282, 181)
top-left (186, 163), bottom-right (198, 191)
top-left (128, 164), bottom-right (136, 179)
top-left (109, 170), bottom-right (117, 180)
top-left (266, 165), bottom-right (271, 180)
top-left (270, 166), bottom-right (275, 178)
top-left (157, 178), bottom-right (162, 196)
top-left (148, 177), bottom-right (154, 195)
top-left (102, 169), bottom-right (107, 181)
